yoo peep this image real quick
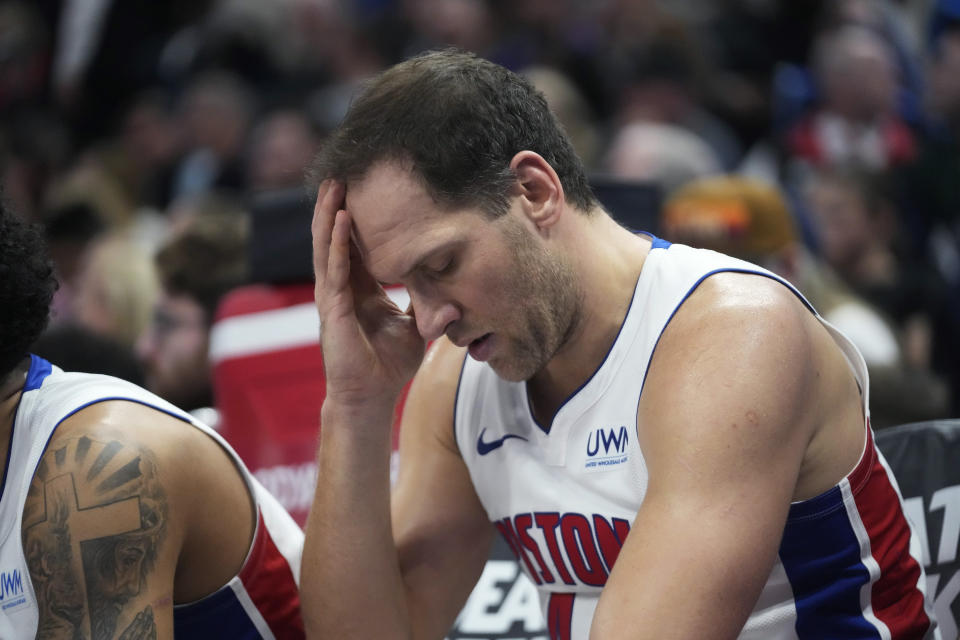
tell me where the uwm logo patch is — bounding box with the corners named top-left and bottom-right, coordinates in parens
top-left (584, 426), bottom-right (629, 471)
top-left (0, 567), bottom-right (28, 613)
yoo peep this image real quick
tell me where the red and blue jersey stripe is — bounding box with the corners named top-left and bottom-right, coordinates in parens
top-left (174, 507), bottom-right (304, 639)
top-left (779, 428), bottom-right (933, 639)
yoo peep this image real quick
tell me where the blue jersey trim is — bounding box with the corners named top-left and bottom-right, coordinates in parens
top-left (525, 232), bottom-right (669, 433)
top-left (1, 356), bottom-right (54, 506)
top-left (779, 491), bottom-right (881, 639)
top-left (30, 397), bottom-right (194, 483)
top-left (524, 271), bottom-right (642, 435)
top-left (452, 350), bottom-right (471, 456)
top-left (24, 354), bottom-right (52, 391)
top-left (174, 583), bottom-right (265, 639)
top-left (635, 230), bottom-right (671, 249)
top-left (637, 267), bottom-right (816, 404)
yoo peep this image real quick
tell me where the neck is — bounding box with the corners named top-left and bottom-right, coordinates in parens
top-left (0, 359), bottom-right (29, 481)
top-left (527, 212), bottom-right (651, 424)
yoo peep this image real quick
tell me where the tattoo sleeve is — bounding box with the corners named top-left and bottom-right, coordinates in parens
top-left (22, 436), bottom-right (167, 640)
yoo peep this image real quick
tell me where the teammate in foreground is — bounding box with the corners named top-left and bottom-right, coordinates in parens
top-left (302, 49), bottom-right (938, 639)
top-left (0, 204), bottom-right (304, 639)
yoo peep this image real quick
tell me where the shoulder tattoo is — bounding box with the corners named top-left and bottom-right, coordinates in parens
top-left (22, 435), bottom-right (167, 640)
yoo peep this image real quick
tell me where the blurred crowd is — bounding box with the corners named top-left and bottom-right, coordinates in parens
top-left (3, 0), bottom-right (959, 430)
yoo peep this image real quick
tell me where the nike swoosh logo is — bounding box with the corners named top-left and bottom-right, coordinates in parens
top-left (476, 428), bottom-right (528, 456)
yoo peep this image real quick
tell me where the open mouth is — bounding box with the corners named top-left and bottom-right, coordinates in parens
top-left (468, 333), bottom-right (493, 361)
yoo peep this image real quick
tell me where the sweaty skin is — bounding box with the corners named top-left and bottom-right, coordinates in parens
top-left (301, 154), bottom-right (870, 640)
top-left (17, 400), bottom-right (256, 640)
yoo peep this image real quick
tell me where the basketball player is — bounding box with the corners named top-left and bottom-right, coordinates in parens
top-left (0, 205), bottom-right (304, 638)
top-left (302, 50), bottom-right (939, 639)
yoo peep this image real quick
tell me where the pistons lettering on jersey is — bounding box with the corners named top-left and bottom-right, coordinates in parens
top-left (494, 512), bottom-right (631, 587)
top-left (584, 426), bottom-right (629, 470)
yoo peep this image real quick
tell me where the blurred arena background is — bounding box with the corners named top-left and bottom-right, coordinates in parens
top-left (3, 1), bottom-right (960, 635)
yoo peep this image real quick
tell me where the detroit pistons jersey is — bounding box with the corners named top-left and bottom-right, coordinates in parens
top-left (0, 355), bottom-right (305, 639)
top-left (454, 238), bottom-right (938, 640)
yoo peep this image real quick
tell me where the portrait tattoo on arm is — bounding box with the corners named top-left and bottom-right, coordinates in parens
top-left (22, 435), bottom-right (168, 640)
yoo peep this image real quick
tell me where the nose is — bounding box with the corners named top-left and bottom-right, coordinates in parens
top-left (409, 288), bottom-right (460, 341)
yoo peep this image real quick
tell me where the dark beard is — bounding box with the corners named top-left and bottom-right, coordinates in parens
top-left (496, 217), bottom-right (583, 381)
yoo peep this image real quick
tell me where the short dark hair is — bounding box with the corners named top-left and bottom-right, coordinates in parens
top-left (32, 323), bottom-right (145, 386)
top-left (311, 48), bottom-right (598, 216)
top-left (155, 211), bottom-right (248, 322)
top-left (0, 201), bottom-right (58, 379)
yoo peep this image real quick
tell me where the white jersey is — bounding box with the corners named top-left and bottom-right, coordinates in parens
top-left (0, 356), bottom-right (305, 639)
top-left (454, 238), bottom-right (937, 639)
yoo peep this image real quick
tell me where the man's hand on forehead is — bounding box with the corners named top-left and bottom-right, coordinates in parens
top-left (348, 220), bottom-right (368, 264)
top-left (311, 176), bottom-right (425, 408)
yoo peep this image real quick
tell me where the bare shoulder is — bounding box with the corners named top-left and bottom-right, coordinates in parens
top-left (657, 271), bottom-right (821, 370)
top-left (38, 401), bottom-right (236, 500)
top-left (22, 400), bottom-right (256, 638)
top-left (22, 402), bottom-right (183, 639)
top-left (410, 337), bottom-right (467, 398)
top-left (401, 337), bottom-right (467, 452)
top-left (640, 272), bottom-right (825, 455)
top-left (677, 270), bottom-right (814, 332)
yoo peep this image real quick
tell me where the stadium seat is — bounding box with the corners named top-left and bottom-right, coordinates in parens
top-left (210, 282), bottom-right (411, 526)
top-left (876, 419), bottom-right (960, 638)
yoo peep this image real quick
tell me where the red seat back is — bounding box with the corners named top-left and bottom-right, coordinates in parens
top-left (211, 283), bottom-right (410, 525)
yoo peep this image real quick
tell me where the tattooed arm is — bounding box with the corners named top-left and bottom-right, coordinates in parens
top-left (21, 398), bottom-right (257, 640)
top-left (22, 424), bottom-right (179, 639)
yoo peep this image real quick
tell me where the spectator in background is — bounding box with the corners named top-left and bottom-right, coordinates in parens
top-left (784, 24), bottom-right (916, 172)
top-left (171, 71), bottom-right (255, 199)
top-left (137, 201), bottom-right (248, 417)
top-left (32, 323), bottom-right (145, 386)
top-left (47, 0), bottom-right (213, 146)
top-left (603, 121), bottom-right (721, 195)
top-left (903, 19), bottom-right (960, 414)
top-left (117, 90), bottom-right (183, 211)
top-left (41, 199), bottom-right (104, 321)
top-left (246, 108), bottom-right (320, 192)
top-left (522, 66), bottom-right (602, 172)
top-left (611, 34), bottom-right (744, 169)
top-left (0, 3), bottom-right (50, 116)
top-left (72, 231), bottom-right (159, 349)
top-left (904, 22), bottom-right (960, 257)
top-left (661, 175), bottom-right (949, 428)
top-left (803, 168), bottom-right (921, 317)
top-left (402, 0), bottom-right (496, 61)
top-left (802, 166), bottom-right (958, 417)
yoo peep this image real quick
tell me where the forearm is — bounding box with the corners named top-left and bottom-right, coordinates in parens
top-left (302, 400), bottom-right (412, 639)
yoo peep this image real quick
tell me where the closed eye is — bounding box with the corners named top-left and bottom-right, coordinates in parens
top-left (425, 255), bottom-right (456, 277)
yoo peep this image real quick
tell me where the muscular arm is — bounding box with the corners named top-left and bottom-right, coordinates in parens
top-left (392, 341), bottom-right (496, 638)
top-left (302, 180), bottom-right (494, 638)
top-left (590, 274), bottom-right (849, 639)
top-left (301, 339), bottom-right (494, 639)
top-left (22, 400), bottom-right (256, 640)
top-left (22, 430), bottom-right (175, 640)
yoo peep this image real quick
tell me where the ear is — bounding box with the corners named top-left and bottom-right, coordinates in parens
top-left (509, 151), bottom-right (564, 231)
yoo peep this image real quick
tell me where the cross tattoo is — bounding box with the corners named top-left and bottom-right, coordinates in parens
top-left (43, 472), bottom-right (142, 638)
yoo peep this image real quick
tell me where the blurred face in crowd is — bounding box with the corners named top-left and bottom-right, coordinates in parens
top-left (805, 178), bottom-right (871, 272)
top-left (346, 161), bottom-right (582, 382)
top-left (180, 82), bottom-right (250, 159)
top-left (929, 31), bottom-right (960, 123)
top-left (136, 292), bottom-right (211, 411)
top-left (247, 111), bottom-right (318, 191)
top-left (821, 31), bottom-right (898, 122)
top-left (73, 236), bottom-right (158, 348)
top-left (123, 99), bottom-right (181, 170)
